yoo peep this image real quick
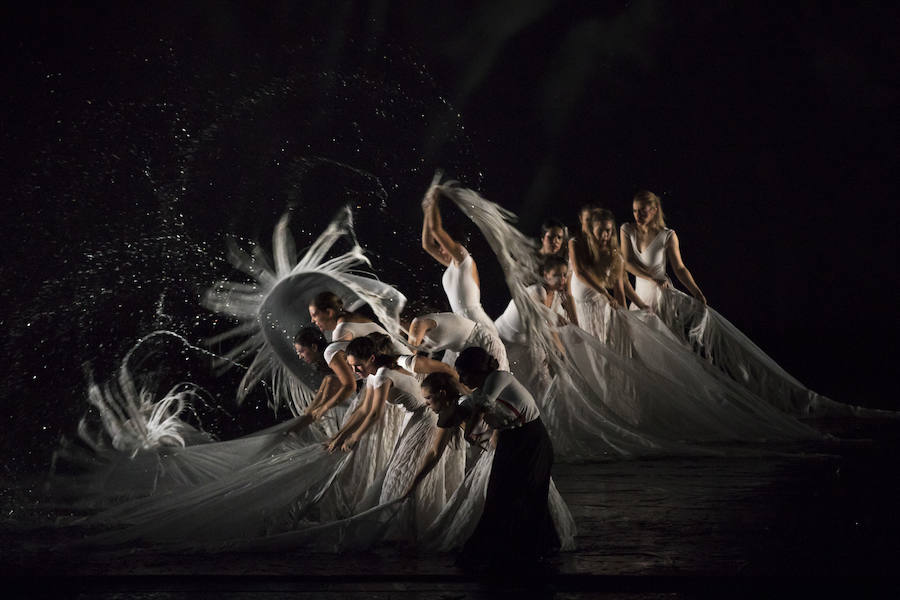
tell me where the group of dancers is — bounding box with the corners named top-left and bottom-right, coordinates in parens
top-left (49, 177), bottom-right (882, 572)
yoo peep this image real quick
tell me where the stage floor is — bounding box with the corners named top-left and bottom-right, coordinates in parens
top-left (4, 418), bottom-right (899, 598)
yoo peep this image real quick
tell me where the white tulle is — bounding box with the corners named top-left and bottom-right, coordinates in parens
top-left (440, 180), bottom-right (821, 448)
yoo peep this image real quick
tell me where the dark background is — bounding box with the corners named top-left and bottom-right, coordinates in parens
top-left (2, 1), bottom-right (898, 474)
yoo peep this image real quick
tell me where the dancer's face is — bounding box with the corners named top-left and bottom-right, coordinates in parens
top-left (633, 201), bottom-right (656, 226)
top-left (293, 343), bottom-right (319, 364)
top-left (347, 353), bottom-right (375, 377)
top-left (422, 386), bottom-right (447, 413)
top-left (540, 227), bottom-right (565, 255)
top-left (309, 304), bottom-right (337, 331)
top-left (543, 265), bottom-right (568, 291)
top-left (592, 219), bottom-right (616, 246)
top-left (579, 209), bottom-right (593, 232)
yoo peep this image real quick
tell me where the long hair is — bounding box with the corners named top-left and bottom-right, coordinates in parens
top-left (346, 332), bottom-right (398, 369)
top-left (633, 189), bottom-right (667, 229)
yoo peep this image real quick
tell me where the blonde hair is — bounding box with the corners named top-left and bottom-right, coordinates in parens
top-left (588, 209), bottom-right (622, 286)
top-left (633, 190), bottom-right (666, 229)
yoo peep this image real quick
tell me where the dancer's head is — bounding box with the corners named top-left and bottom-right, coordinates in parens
top-left (309, 291), bottom-right (344, 332)
top-left (345, 332), bottom-right (398, 377)
top-left (455, 346), bottom-right (499, 390)
top-left (293, 326), bottom-right (328, 367)
top-left (421, 372), bottom-right (469, 431)
top-left (421, 372), bottom-right (460, 414)
top-left (540, 254), bottom-right (569, 291)
top-left (578, 204), bottom-right (600, 232)
top-left (539, 218), bottom-right (567, 256)
top-left (590, 208), bottom-right (618, 251)
top-left (632, 190), bottom-right (666, 229)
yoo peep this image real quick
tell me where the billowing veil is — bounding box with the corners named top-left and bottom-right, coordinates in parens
top-left (435, 179), bottom-right (822, 447)
top-left (635, 286), bottom-right (897, 418)
top-left (58, 208), bottom-right (418, 545)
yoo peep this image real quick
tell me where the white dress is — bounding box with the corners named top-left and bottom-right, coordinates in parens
top-left (416, 312), bottom-right (509, 371)
top-left (620, 223), bottom-right (890, 418)
top-left (441, 249), bottom-right (500, 337)
top-left (441, 183), bottom-right (822, 447)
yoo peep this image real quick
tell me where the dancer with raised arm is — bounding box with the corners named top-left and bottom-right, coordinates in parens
top-left (421, 178), bottom-right (499, 338)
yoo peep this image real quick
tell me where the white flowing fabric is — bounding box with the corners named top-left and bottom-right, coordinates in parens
top-left (438, 180), bottom-right (821, 451)
top-left (423, 448), bottom-right (576, 552)
top-left (620, 223), bottom-right (895, 418)
top-left (570, 270), bottom-right (821, 442)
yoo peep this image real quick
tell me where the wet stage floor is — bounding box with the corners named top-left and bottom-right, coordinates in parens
top-left (4, 418), bottom-right (899, 598)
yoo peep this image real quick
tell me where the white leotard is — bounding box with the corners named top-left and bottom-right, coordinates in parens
top-left (441, 248), bottom-right (497, 334)
top-left (620, 223), bottom-right (674, 308)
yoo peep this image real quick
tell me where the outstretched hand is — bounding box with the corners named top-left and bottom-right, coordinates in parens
top-left (340, 436), bottom-right (359, 452)
top-left (324, 435), bottom-right (343, 454)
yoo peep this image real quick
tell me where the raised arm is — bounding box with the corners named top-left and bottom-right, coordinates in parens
top-left (402, 427), bottom-right (456, 499)
top-left (666, 232), bottom-right (706, 305)
top-left (421, 189), bottom-right (467, 266)
top-left (409, 355), bottom-right (459, 378)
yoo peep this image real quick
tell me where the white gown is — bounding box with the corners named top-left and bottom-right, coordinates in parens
top-left (620, 223), bottom-right (893, 418)
top-left (440, 183), bottom-right (821, 448)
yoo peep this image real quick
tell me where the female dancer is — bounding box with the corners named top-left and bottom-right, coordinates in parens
top-left (421, 180), bottom-right (499, 337)
top-left (620, 190), bottom-right (705, 307)
top-left (331, 333), bottom-right (464, 534)
top-left (407, 311), bottom-right (509, 371)
top-left (438, 181), bottom-right (822, 445)
top-left (619, 190), bottom-right (881, 417)
top-left (494, 254), bottom-right (570, 393)
top-left (538, 218), bottom-right (568, 259)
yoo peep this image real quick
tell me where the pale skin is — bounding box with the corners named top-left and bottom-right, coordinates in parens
top-left (401, 384), bottom-right (461, 499)
top-left (309, 303), bottom-right (373, 341)
top-left (421, 186), bottom-right (481, 285)
top-left (621, 200), bottom-right (707, 305)
top-left (324, 352), bottom-right (387, 453)
top-left (292, 342), bottom-right (357, 424)
top-left (536, 265), bottom-right (570, 356)
top-left (569, 213), bottom-right (624, 308)
top-left (540, 228), bottom-right (578, 321)
top-left (540, 226), bottom-right (565, 256)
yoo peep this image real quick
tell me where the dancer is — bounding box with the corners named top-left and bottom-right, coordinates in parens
top-left (538, 218), bottom-right (568, 260)
top-left (283, 326), bottom-right (357, 433)
top-left (620, 190), bottom-right (886, 417)
top-left (621, 190), bottom-right (705, 307)
top-left (332, 333), bottom-right (465, 534)
top-left (407, 311), bottom-right (509, 371)
top-left (450, 347), bottom-right (561, 571)
top-left (438, 180), bottom-right (822, 445)
top-left (421, 178), bottom-right (499, 337)
top-left (494, 254), bottom-right (570, 393)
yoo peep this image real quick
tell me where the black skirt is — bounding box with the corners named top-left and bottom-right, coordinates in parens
top-left (458, 417), bottom-right (559, 571)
